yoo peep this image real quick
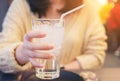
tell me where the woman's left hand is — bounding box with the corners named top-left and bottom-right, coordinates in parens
top-left (64, 60), bottom-right (82, 71)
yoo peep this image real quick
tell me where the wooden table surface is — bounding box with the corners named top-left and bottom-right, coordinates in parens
top-left (96, 68), bottom-right (120, 81)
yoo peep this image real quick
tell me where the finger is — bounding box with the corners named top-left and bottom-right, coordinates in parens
top-left (29, 58), bottom-right (43, 68)
top-left (24, 42), bottom-right (54, 50)
top-left (27, 50), bottom-right (54, 59)
top-left (24, 30), bottom-right (46, 41)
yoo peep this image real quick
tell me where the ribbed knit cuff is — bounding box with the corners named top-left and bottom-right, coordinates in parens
top-left (0, 42), bottom-right (32, 73)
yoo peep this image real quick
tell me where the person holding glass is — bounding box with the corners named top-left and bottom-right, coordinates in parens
top-left (0, 0), bottom-right (107, 76)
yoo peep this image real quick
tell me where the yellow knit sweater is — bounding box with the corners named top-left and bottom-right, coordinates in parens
top-left (0, 0), bottom-right (107, 73)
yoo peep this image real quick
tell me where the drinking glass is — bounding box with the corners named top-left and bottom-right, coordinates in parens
top-left (32, 19), bottom-right (64, 80)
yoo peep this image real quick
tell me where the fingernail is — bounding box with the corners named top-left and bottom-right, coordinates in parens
top-left (37, 64), bottom-right (44, 68)
top-left (49, 54), bottom-right (54, 59)
top-left (48, 44), bottom-right (54, 48)
top-left (40, 31), bottom-right (46, 35)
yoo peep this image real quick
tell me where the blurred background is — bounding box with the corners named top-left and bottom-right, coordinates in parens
top-left (0, 0), bottom-right (120, 68)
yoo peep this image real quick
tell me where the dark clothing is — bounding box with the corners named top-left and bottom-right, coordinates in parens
top-left (0, 0), bottom-right (10, 32)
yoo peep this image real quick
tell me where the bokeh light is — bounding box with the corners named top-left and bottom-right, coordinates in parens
top-left (97, 0), bottom-right (108, 5)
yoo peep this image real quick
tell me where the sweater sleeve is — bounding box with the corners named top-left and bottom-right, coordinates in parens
top-left (77, 20), bottom-right (107, 70)
top-left (76, 3), bottom-right (107, 70)
top-left (0, 0), bottom-right (32, 73)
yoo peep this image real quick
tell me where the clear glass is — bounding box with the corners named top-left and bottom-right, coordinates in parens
top-left (32, 19), bottom-right (64, 80)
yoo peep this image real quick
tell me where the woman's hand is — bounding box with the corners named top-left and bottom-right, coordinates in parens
top-left (64, 60), bottom-right (82, 71)
top-left (15, 30), bottom-right (54, 67)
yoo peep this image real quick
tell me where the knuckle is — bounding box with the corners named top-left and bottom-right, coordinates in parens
top-left (29, 51), bottom-right (52, 59)
top-left (22, 43), bottom-right (27, 49)
top-left (30, 52), bottom-right (36, 58)
top-left (24, 33), bottom-right (32, 41)
top-left (24, 34), bottom-right (28, 41)
top-left (27, 50), bottom-right (35, 58)
top-left (25, 33), bottom-right (30, 39)
top-left (29, 58), bottom-right (35, 66)
top-left (41, 53), bottom-right (51, 59)
top-left (26, 43), bottom-right (34, 50)
top-left (35, 52), bottom-right (46, 59)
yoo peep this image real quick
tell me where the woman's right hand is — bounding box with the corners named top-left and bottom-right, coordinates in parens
top-left (15, 30), bottom-right (54, 67)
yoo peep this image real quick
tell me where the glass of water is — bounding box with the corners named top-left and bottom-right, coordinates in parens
top-left (32, 19), bottom-right (64, 80)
